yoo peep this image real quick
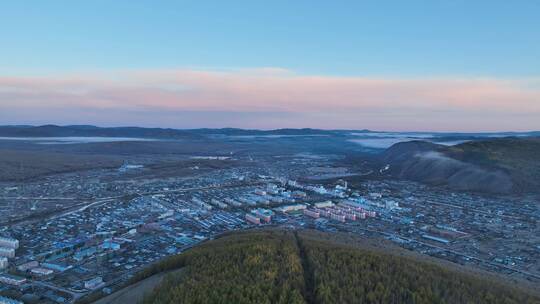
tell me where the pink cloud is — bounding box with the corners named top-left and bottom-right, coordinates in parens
top-left (0, 69), bottom-right (539, 131)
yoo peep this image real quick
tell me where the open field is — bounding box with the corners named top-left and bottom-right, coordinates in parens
top-left (0, 149), bottom-right (121, 181)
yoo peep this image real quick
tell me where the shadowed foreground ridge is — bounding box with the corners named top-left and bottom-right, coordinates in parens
top-left (140, 230), bottom-right (538, 304)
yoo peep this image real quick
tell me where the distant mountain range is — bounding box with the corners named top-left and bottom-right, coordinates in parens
top-left (0, 125), bottom-right (200, 139)
top-left (0, 125), bottom-right (344, 138)
top-left (382, 137), bottom-right (540, 194)
top-left (1, 125), bottom-right (539, 139)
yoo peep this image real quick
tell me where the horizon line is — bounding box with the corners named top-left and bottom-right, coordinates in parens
top-left (1, 124), bottom-right (539, 135)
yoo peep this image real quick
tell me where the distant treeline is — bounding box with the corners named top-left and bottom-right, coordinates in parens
top-left (140, 230), bottom-right (538, 304)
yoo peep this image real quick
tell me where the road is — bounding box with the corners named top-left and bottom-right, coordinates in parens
top-left (0, 197), bottom-right (77, 200)
top-left (31, 279), bottom-right (86, 302)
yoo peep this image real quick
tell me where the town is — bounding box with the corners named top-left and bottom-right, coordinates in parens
top-left (0, 152), bottom-right (538, 304)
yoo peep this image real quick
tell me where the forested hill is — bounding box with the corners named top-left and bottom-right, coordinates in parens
top-left (135, 230), bottom-right (537, 304)
top-left (446, 137), bottom-right (540, 193)
top-left (382, 137), bottom-right (540, 194)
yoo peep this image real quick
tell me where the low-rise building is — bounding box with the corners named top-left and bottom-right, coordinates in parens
top-left (0, 237), bottom-right (19, 249)
top-left (84, 276), bottom-right (105, 290)
top-left (17, 260), bottom-right (39, 272)
top-left (314, 201), bottom-right (334, 208)
top-left (41, 262), bottom-right (72, 272)
top-left (245, 214), bottom-right (261, 225)
top-left (74, 246), bottom-right (97, 261)
top-left (31, 267), bottom-right (54, 276)
top-left (0, 257), bottom-right (8, 269)
top-left (101, 240), bottom-right (121, 251)
top-left (303, 209), bottom-right (320, 218)
top-left (0, 247), bottom-right (15, 258)
top-left (0, 273), bottom-right (27, 286)
top-left (276, 204), bottom-right (307, 213)
top-left (251, 208), bottom-right (273, 223)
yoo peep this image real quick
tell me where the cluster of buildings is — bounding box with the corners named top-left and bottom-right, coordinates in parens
top-left (0, 295), bottom-right (23, 304)
top-left (0, 237), bottom-right (18, 271)
top-left (301, 201), bottom-right (377, 223)
top-left (245, 208), bottom-right (274, 225)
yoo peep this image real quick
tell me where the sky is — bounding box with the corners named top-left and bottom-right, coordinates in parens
top-left (0, 0), bottom-right (539, 131)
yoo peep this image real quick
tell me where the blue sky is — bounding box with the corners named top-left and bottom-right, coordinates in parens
top-left (2, 0), bottom-right (539, 76)
top-left (0, 1), bottom-right (539, 131)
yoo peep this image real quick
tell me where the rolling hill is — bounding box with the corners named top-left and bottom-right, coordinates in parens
top-left (381, 137), bottom-right (540, 194)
